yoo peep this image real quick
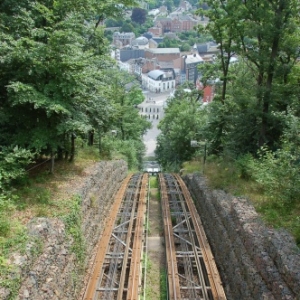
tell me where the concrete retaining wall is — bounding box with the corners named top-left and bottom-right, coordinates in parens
top-left (184, 174), bottom-right (300, 300)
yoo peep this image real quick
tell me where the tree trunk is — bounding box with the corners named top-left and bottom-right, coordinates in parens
top-left (69, 133), bottom-right (76, 162)
top-left (57, 146), bottom-right (63, 160)
top-left (50, 152), bottom-right (55, 173)
top-left (88, 130), bottom-right (94, 146)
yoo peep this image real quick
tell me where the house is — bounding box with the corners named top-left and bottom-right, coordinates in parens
top-left (132, 58), bottom-right (159, 79)
top-left (154, 15), bottom-right (199, 33)
top-left (155, 17), bottom-right (172, 33)
top-left (178, 15), bottom-right (198, 31)
top-left (113, 32), bottom-right (135, 47)
top-left (141, 69), bottom-right (176, 93)
top-left (181, 52), bottom-right (204, 84)
top-left (148, 27), bottom-right (163, 37)
top-left (196, 41), bottom-right (219, 56)
top-left (131, 37), bottom-right (149, 49)
top-left (119, 47), bottom-right (145, 62)
top-left (149, 39), bottom-right (159, 48)
top-left (145, 48), bottom-right (181, 62)
top-left (159, 6), bottom-right (168, 14)
top-left (196, 80), bottom-right (215, 103)
top-left (179, 0), bottom-right (193, 11)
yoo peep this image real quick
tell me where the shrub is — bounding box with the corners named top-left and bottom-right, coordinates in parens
top-left (248, 146), bottom-right (300, 209)
top-left (0, 146), bottom-right (34, 191)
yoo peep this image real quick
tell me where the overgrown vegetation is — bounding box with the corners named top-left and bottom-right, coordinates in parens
top-left (62, 195), bottom-right (86, 270)
top-left (0, 0), bottom-right (149, 195)
top-left (155, 0), bottom-right (300, 246)
top-left (0, 200), bottom-right (29, 300)
top-left (160, 269), bottom-right (168, 300)
top-left (0, 146), bottom-right (116, 297)
top-left (149, 176), bottom-right (159, 189)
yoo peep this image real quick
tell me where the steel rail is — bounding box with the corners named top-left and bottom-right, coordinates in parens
top-left (83, 174), bottom-right (132, 300)
top-left (102, 175), bottom-right (141, 298)
top-left (142, 174), bottom-right (150, 300)
top-left (174, 174), bottom-right (227, 300)
top-left (167, 174), bottom-right (208, 299)
top-left (117, 174), bottom-right (143, 300)
top-left (166, 174), bottom-right (199, 299)
top-left (126, 173), bottom-right (148, 300)
top-left (159, 173), bottom-right (181, 300)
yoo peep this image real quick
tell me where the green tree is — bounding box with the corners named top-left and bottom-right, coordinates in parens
top-left (98, 70), bottom-right (151, 167)
top-left (0, 0), bottom-right (137, 168)
top-left (237, 0), bottom-right (300, 148)
top-left (180, 43), bottom-right (191, 52)
top-left (121, 21), bottom-right (135, 33)
top-left (156, 86), bottom-right (207, 169)
top-left (131, 7), bottom-right (147, 25)
top-left (197, 0), bottom-right (300, 154)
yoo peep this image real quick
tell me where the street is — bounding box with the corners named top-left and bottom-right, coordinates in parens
top-left (139, 90), bottom-right (172, 157)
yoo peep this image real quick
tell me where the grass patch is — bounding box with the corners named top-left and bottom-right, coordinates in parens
top-left (181, 160), bottom-right (202, 174)
top-left (160, 269), bottom-right (168, 300)
top-left (62, 195), bottom-right (86, 271)
top-left (149, 176), bottom-right (159, 188)
top-left (76, 145), bottom-right (101, 162)
top-left (0, 221), bottom-right (28, 299)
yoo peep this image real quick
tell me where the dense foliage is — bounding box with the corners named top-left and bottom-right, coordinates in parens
top-left (131, 7), bottom-right (147, 24)
top-left (157, 0), bottom-right (300, 162)
top-left (156, 0), bottom-right (300, 230)
top-left (0, 0), bottom-right (150, 190)
top-left (156, 84), bottom-right (207, 170)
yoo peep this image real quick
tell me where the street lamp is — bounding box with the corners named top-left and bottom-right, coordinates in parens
top-left (191, 140), bottom-right (207, 173)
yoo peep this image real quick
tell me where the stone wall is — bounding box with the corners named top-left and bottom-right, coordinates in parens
top-left (184, 174), bottom-right (300, 300)
top-left (8, 160), bottom-right (127, 300)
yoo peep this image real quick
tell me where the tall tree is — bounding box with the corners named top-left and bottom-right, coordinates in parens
top-left (156, 87), bottom-right (207, 169)
top-left (0, 0), bottom-right (137, 160)
top-left (197, 0), bottom-right (239, 153)
top-left (237, 0), bottom-right (300, 148)
top-left (198, 0), bottom-right (300, 154)
top-left (131, 7), bottom-right (147, 24)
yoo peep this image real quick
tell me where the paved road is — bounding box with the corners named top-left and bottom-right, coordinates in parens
top-left (139, 90), bottom-right (172, 157)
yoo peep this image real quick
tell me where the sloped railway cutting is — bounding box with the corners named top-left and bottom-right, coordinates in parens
top-left (84, 172), bottom-right (226, 299)
top-left (159, 173), bottom-right (226, 300)
top-left (84, 173), bottom-right (148, 300)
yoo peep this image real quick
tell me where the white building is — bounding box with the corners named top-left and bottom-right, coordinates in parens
top-left (148, 9), bottom-right (160, 16)
top-left (131, 36), bottom-right (149, 49)
top-left (141, 69), bottom-right (175, 93)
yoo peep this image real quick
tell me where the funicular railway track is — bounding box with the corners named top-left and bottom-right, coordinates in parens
top-left (159, 173), bottom-right (226, 300)
top-left (84, 173), bottom-right (148, 300)
top-left (84, 172), bottom-right (226, 300)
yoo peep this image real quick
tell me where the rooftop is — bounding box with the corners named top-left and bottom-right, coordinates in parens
top-left (148, 70), bottom-right (165, 80)
top-left (146, 48), bottom-right (180, 54)
top-left (185, 54), bottom-right (203, 64)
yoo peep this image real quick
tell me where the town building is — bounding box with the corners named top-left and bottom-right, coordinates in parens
top-left (113, 32), bottom-right (135, 48)
top-left (181, 51), bottom-right (204, 84)
top-left (154, 14), bottom-right (199, 34)
top-left (148, 27), bottom-right (163, 37)
top-left (141, 69), bottom-right (176, 93)
top-left (145, 48), bottom-right (181, 62)
top-left (196, 41), bottom-right (219, 57)
top-left (119, 47), bottom-right (145, 62)
top-left (131, 36), bottom-right (149, 49)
